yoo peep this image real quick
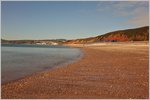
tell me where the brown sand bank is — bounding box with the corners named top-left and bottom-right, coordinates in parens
top-left (2, 42), bottom-right (149, 99)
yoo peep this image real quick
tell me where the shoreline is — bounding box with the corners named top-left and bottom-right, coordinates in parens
top-left (2, 42), bottom-right (149, 99)
top-left (2, 47), bottom-right (84, 85)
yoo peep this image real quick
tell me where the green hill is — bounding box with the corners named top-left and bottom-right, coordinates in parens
top-left (65, 26), bottom-right (149, 44)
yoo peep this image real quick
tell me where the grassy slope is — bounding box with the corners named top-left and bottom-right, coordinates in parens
top-left (65, 26), bottom-right (149, 44)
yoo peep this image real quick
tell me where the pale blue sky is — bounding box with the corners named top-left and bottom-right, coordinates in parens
top-left (1, 1), bottom-right (149, 40)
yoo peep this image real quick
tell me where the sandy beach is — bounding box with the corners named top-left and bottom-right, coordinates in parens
top-left (1, 42), bottom-right (149, 99)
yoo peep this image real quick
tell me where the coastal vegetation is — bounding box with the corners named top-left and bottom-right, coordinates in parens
top-left (1, 39), bottom-right (66, 45)
top-left (65, 26), bottom-right (149, 44)
top-left (1, 26), bottom-right (149, 45)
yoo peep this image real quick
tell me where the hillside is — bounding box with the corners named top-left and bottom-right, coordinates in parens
top-left (1, 39), bottom-right (66, 45)
top-left (65, 26), bottom-right (149, 44)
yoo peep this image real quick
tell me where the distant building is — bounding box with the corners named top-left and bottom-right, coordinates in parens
top-left (51, 42), bottom-right (58, 45)
top-left (36, 42), bottom-right (47, 45)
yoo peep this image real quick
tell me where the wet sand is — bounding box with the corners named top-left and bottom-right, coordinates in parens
top-left (2, 42), bottom-right (149, 99)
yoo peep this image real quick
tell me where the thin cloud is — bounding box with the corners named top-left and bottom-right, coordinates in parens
top-left (127, 13), bottom-right (149, 26)
top-left (96, 1), bottom-right (149, 27)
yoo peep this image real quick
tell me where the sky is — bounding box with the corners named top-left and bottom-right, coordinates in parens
top-left (1, 1), bottom-right (149, 40)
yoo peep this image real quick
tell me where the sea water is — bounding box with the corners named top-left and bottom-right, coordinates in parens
top-left (1, 44), bottom-right (82, 83)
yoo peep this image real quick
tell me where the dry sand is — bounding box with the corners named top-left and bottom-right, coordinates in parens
top-left (1, 42), bottom-right (149, 99)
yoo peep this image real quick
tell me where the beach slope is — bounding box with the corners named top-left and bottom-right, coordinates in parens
top-left (2, 42), bottom-right (149, 99)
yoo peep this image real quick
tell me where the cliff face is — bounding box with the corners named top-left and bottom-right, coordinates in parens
top-left (65, 26), bottom-right (149, 44)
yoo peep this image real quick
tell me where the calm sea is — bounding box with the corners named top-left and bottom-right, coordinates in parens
top-left (1, 44), bottom-right (82, 84)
